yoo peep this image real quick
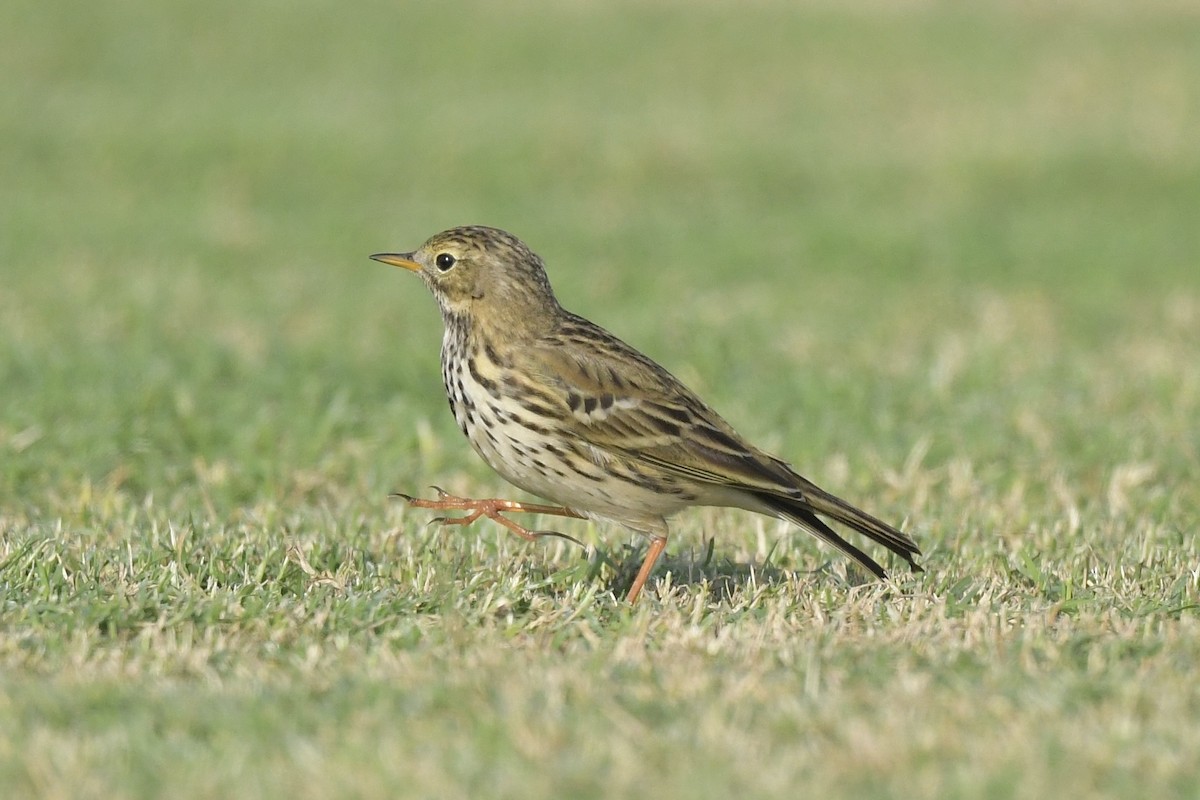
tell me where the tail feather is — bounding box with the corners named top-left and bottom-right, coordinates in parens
top-left (751, 487), bottom-right (922, 579)
top-left (789, 505), bottom-right (888, 579)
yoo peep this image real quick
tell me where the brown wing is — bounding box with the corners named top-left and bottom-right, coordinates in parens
top-left (513, 314), bottom-right (923, 572)
top-left (515, 314), bottom-right (806, 493)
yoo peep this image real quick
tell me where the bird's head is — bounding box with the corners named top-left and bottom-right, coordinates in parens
top-left (371, 226), bottom-right (559, 324)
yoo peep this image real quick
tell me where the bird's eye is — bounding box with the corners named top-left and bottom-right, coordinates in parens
top-left (435, 253), bottom-right (457, 271)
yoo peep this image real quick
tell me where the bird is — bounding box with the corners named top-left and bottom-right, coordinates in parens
top-left (371, 226), bottom-right (922, 603)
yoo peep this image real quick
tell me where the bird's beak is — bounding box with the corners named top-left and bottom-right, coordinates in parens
top-left (370, 252), bottom-right (421, 272)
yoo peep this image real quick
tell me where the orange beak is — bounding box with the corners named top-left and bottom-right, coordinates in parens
top-left (369, 252), bottom-right (421, 272)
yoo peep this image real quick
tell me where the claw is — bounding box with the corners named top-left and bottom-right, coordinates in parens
top-left (390, 492), bottom-right (416, 502)
top-left (530, 529), bottom-right (585, 548)
top-left (393, 490), bottom-right (586, 549)
top-left (430, 513), bottom-right (480, 528)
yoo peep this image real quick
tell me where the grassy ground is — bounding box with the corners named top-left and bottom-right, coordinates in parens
top-left (3, 1), bottom-right (1199, 797)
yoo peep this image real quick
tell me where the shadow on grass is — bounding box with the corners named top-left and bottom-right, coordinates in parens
top-left (591, 539), bottom-right (852, 603)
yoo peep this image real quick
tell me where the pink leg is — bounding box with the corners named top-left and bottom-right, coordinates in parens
top-left (396, 486), bottom-right (586, 546)
top-left (625, 536), bottom-right (668, 604)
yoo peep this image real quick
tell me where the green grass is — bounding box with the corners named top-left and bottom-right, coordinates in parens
top-left (3, 1), bottom-right (1199, 797)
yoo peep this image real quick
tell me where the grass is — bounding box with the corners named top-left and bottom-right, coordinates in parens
top-left (2, 0), bottom-right (1199, 797)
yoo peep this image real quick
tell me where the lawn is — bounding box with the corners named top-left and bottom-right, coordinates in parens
top-left (2, 1), bottom-right (1199, 797)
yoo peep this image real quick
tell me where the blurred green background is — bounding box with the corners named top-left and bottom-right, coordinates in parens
top-left (5, 0), bottom-right (1196, 507)
top-left (2, 1), bottom-right (1198, 797)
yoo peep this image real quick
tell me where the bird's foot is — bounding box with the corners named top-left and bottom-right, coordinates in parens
top-left (393, 486), bottom-right (587, 547)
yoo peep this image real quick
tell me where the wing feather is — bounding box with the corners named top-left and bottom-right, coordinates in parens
top-left (514, 317), bottom-right (799, 492)
top-left (505, 315), bottom-right (922, 570)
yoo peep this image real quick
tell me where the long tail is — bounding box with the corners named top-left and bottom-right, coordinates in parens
top-left (749, 484), bottom-right (922, 579)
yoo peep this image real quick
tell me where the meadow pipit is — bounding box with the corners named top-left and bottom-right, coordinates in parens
top-left (372, 226), bottom-right (922, 603)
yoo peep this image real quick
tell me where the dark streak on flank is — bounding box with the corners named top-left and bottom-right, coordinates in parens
top-left (467, 357), bottom-right (500, 395)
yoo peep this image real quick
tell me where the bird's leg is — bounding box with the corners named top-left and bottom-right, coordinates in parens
top-left (394, 486), bottom-right (587, 547)
top-left (625, 535), bottom-right (668, 604)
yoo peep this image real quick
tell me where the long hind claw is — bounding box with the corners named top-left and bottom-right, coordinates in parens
top-left (529, 529), bottom-right (585, 548)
